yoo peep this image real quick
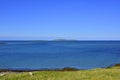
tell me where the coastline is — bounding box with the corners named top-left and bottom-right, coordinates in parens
top-left (0, 64), bottom-right (120, 80)
top-left (0, 67), bottom-right (79, 72)
top-left (0, 63), bottom-right (119, 72)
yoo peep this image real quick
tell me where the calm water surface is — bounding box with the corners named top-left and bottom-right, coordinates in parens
top-left (0, 41), bottom-right (120, 70)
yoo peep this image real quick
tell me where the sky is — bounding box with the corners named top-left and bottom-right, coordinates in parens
top-left (0, 0), bottom-right (120, 40)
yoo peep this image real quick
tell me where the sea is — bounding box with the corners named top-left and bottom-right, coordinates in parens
top-left (0, 41), bottom-right (120, 70)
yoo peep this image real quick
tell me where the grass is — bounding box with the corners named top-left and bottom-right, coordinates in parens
top-left (0, 67), bottom-right (120, 80)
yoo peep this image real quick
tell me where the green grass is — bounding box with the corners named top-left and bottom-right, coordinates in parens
top-left (0, 68), bottom-right (120, 80)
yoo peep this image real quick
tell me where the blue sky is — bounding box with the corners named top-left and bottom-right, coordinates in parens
top-left (0, 0), bottom-right (120, 40)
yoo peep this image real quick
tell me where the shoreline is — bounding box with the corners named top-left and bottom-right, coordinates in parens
top-left (0, 64), bottom-right (119, 72)
top-left (0, 67), bottom-right (80, 72)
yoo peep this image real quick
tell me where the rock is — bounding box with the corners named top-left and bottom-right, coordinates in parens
top-left (114, 64), bottom-right (120, 67)
top-left (0, 73), bottom-right (6, 76)
top-left (29, 72), bottom-right (33, 76)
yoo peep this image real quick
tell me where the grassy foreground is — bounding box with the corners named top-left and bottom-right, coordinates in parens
top-left (0, 67), bottom-right (120, 80)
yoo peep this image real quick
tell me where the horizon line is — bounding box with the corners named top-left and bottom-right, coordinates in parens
top-left (1, 40), bottom-right (120, 41)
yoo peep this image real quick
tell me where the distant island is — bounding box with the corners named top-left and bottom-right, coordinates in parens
top-left (53, 39), bottom-right (79, 41)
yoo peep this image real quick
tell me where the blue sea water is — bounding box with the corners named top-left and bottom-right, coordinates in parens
top-left (0, 41), bottom-right (120, 70)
